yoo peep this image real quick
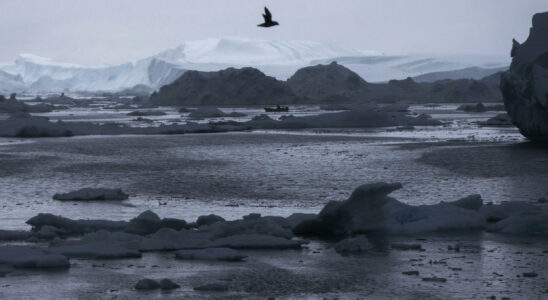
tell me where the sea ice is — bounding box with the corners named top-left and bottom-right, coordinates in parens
top-left (0, 246), bottom-right (69, 269)
top-left (53, 188), bottom-right (129, 201)
top-left (206, 233), bottom-right (304, 249)
top-left (48, 241), bottom-right (142, 259)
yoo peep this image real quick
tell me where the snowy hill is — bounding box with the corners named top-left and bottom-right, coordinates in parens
top-left (0, 37), bottom-right (510, 93)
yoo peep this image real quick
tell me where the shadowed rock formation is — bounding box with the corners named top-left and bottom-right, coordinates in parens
top-left (150, 63), bottom-right (501, 106)
top-left (501, 11), bottom-right (548, 142)
top-left (150, 67), bottom-right (300, 106)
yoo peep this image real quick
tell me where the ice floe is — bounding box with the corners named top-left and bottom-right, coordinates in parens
top-left (53, 188), bottom-right (129, 201)
top-left (0, 246), bottom-right (69, 269)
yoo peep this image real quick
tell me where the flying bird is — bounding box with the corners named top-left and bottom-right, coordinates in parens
top-left (258, 7), bottom-right (279, 27)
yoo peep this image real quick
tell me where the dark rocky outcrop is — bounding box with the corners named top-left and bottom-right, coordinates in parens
top-left (500, 11), bottom-right (548, 142)
top-left (0, 93), bottom-right (53, 113)
top-left (150, 67), bottom-right (301, 106)
top-left (287, 61), bottom-right (371, 103)
top-left (148, 63), bottom-right (502, 106)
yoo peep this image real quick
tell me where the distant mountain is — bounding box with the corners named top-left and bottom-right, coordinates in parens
top-left (151, 63), bottom-right (503, 106)
top-left (412, 66), bottom-right (507, 83)
top-left (0, 37), bottom-right (509, 93)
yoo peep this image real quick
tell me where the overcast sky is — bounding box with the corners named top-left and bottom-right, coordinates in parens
top-left (0, 0), bottom-right (546, 65)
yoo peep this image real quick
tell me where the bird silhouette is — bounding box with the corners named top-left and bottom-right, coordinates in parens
top-left (257, 7), bottom-right (279, 27)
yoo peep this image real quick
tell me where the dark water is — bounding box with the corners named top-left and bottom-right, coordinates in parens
top-left (0, 129), bottom-right (545, 230)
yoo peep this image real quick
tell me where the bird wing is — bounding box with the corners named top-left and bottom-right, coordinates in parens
top-left (263, 7), bottom-right (272, 22)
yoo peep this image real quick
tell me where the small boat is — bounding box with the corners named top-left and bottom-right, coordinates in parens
top-left (264, 106), bottom-right (289, 112)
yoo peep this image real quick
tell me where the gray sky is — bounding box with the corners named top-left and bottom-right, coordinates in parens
top-left (0, 0), bottom-right (546, 65)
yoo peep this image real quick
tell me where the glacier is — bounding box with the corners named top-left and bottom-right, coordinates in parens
top-left (0, 37), bottom-right (510, 93)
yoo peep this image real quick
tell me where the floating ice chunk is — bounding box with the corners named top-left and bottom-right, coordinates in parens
top-left (127, 110), bottom-right (166, 116)
top-left (382, 199), bottom-right (487, 234)
top-left (485, 211), bottom-right (548, 237)
top-left (33, 225), bottom-right (67, 240)
top-left (48, 241), bottom-right (142, 259)
top-left (196, 214), bottom-right (226, 226)
top-left (294, 182), bottom-right (486, 237)
top-left (202, 215), bottom-right (293, 239)
top-left (53, 188), bottom-right (129, 201)
top-left (160, 218), bottom-right (187, 231)
top-left (206, 234), bottom-right (304, 249)
top-left (285, 213), bottom-right (317, 229)
top-left (294, 182), bottom-right (403, 237)
top-left (26, 213), bottom-right (128, 234)
top-left (135, 279), bottom-right (161, 290)
top-left (0, 246), bottom-right (69, 269)
top-left (333, 235), bottom-right (374, 255)
top-left (446, 194), bottom-right (483, 211)
top-left (479, 113), bottom-right (513, 126)
top-left (479, 202), bottom-right (539, 223)
top-left (138, 228), bottom-right (210, 251)
top-left (124, 210), bottom-right (162, 235)
top-left (159, 279), bottom-right (180, 290)
top-left (174, 248), bottom-right (247, 261)
top-left (0, 230), bottom-right (32, 241)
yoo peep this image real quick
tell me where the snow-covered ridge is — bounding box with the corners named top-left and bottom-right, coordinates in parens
top-left (156, 38), bottom-right (376, 65)
top-left (0, 37), bottom-right (510, 93)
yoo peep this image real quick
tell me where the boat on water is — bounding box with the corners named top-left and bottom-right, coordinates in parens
top-left (264, 106), bottom-right (289, 112)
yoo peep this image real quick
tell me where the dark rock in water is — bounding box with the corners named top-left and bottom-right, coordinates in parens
top-left (53, 188), bottom-right (129, 201)
top-left (391, 243), bottom-right (424, 251)
top-left (178, 107), bottom-right (192, 113)
top-left (479, 113), bottom-right (513, 126)
top-left (193, 283), bottom-right (229, 292)
top-left (159, 279), bottom-right (180, 290)
top-left (422, 277), bottom-right (447, 283)
top-left (500, 11), bottom-right (548, 142)
top-left (457, 103), bottom-right (506, 112)
top-left (0, 93), bottom-right (54, 114)
top-left (150, 67), bottom-right (300, 106)
top-left (293, 182), bottom-right (403, 238)
top-left (160, 218), bottom-right (187, 230)
top-left (523, 272), bottom-right (538, 278)
top-left (135, 278), bottom-right (161, 290)
top-left (402, 271), bottom-right (420, 276)
top-left (126, 110), bottom-right (166, 116)
top-left (196, 214), bottom-right (226, 226)
top-left (457, 103), bottom-right (487, 112)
